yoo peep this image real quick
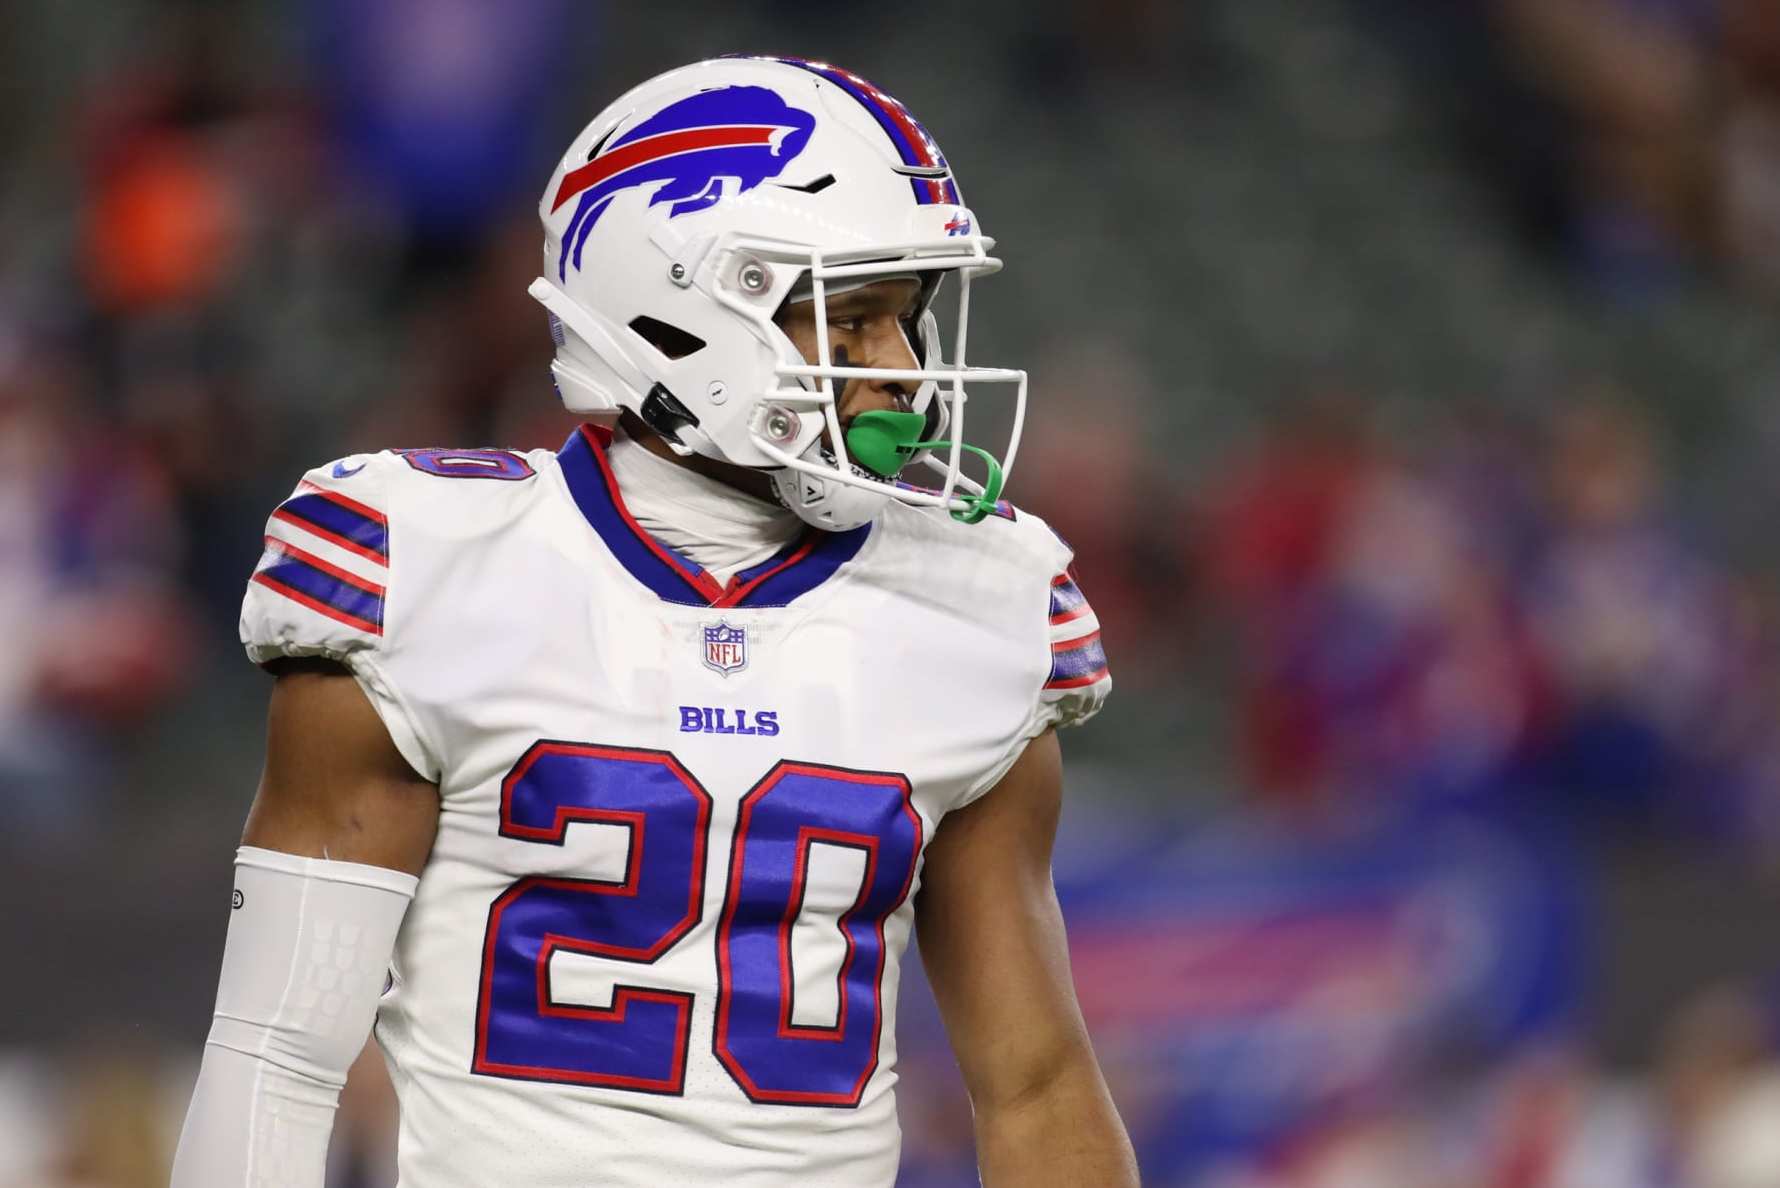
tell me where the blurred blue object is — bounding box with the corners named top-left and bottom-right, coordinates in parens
top-left (312, 0), bottom-right (580, 239)
top-left (898, 809), bottom-right (1586, 1184)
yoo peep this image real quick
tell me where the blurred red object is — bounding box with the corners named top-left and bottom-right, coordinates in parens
top-left (34, 586), bottom-right (194, 723)
top-left (1, 355), bottom-right (195, 731)
top-left (83, 132), bottom-right (243, 313)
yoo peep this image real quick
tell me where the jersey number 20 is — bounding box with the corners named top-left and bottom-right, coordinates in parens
top-left (471, 741), bottom-right (923, 1107)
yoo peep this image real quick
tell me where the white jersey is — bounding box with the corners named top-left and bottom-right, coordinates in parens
top-left (239, 427), bottom-right (1109, 1188)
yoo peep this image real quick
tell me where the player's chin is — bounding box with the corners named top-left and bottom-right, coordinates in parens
top-left (819, 440), bottom-right (893, 484)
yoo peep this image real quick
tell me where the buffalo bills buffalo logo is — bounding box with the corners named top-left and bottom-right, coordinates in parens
top-left (553, 86), bottom-right (817, 278)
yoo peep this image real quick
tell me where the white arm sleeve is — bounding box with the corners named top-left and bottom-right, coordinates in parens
top-left (171, 846), bottom-right (418, 1188)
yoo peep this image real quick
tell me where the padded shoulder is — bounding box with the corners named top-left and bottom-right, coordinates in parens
top-left (869, 501), bottom-right (1111, 811)
top-left (878, 500), bottom-right (1112, 734)
top-left (241, 452), bottom-right (399, 667)
top-left (1039, 562), bottom-right (1111, 731)
top-left (241, 448), bottom-right (557, 783)
top-left (990, 506), bottom-right (1111, 732)
top-left (244, 447), bottom-right (552, 640)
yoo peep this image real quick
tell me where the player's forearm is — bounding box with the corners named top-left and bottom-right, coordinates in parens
top-left (973, 1057), bottom-right (1139, 1188)
top-left (171, 847), bottom-right (416, 1187)
top-left (172, 1040), bottom-right (343, 1187)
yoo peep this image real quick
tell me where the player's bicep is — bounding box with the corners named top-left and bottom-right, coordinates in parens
top-left (916, 730), bottom-right (1095, 1109)
top-left (243, 658), bottom-right (439, 877)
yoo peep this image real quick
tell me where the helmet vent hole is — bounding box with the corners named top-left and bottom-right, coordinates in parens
top-left (628, 315), bottom-right (706, 360)
top-left (584, 124), bottom-right (618, 162)
top-left (777, 173), bottom-right (836, 194)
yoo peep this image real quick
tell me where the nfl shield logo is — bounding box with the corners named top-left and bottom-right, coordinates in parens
top-left (702, 621), bottom-right (748, 677)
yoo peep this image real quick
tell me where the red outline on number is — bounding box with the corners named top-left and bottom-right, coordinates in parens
top-left (712, 761), bottom-right (923, 1107)
top-left (471, 741), bottom-right (711, 1095)
top-left (777, 827), bottom-right (878, 1041)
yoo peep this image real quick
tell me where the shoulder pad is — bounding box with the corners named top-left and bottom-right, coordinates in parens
top-left (239, 451), bottom-right (443, 780)
top-left (1041, 567), bottom-right (1111, 729)
top-left (243, 454), bottom-right (396, 658)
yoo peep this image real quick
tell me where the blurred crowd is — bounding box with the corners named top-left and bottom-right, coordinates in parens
top-left (1025, 375), bottom-right (1780, 873)
top-left (1500, 0), bottom-right (1780, 302)
top-left (0, 0), bottom-right (583, 833)
top-left (1368, 0), bottom-right (1780, 304)
top-left (13, 1), bottom-right (1780, 1186)
top-left (1194, 394), bottom-right (1766, 845)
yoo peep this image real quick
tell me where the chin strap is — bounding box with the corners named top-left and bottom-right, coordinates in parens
top-left (845, 410), bottom-right (1005, 524)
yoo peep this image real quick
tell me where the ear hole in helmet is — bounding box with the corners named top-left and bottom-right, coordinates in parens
top-left (628, 315), bottom-right (706, 360)
top-left (906, 273), bottom-right (944, 359)
top-left (920, 395), bottom-right (944, 440)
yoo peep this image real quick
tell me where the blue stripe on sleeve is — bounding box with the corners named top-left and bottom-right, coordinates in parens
top-left (256, 553), bottom-right (385, 632)
top-left (277, 492), bottom-right (389, 560)
top-left (1047, 635), bottom-right (1108, 686)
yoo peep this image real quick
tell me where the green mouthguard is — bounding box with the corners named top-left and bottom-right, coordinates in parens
top-left (844, 410), bottom-right (1006, 524)
top-left (844, 410), bottom-right (927, 478)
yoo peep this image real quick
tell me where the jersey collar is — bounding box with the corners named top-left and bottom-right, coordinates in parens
top-left (557, 425), bottom-right (871, 609)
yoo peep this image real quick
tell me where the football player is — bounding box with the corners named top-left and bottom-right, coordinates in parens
top-left (172, 56), bottom-right (1136, 1187)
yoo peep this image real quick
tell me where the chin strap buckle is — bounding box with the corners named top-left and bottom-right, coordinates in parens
top-left (638, 383), bottom-right (700, 446)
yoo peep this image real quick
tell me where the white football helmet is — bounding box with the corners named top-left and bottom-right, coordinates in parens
top-left (529, 55), bottom-right (1026, 531)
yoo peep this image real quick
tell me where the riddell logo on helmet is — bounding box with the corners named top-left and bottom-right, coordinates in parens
top-left (552, 86), bottom-right (816, 279)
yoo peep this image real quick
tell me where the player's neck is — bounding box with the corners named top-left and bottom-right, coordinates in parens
top-left (608, 418), bottom-right (802, 583)
top-left (617, 411), bottom-right (781, 507)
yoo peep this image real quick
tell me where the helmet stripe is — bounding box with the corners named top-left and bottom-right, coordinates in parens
top-left (752, 57), bottom-right (961, 205)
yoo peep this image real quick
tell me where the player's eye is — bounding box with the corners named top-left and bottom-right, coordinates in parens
top-left (829, 316), bottom-right (865, 333)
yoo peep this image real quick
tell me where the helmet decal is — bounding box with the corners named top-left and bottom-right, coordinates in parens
top-left (553, 85), bottom-right (816, 278)
top-left (533, 57), bottom-right (1024, 532)
top-left (748, 56), bottom-right (960, 205)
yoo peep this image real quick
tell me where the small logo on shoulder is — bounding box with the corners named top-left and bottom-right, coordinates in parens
top-left (231, 889), bottom-right (245, 910)
top-left (332, 458), bottom-right (367, 479)
top-left (702, 621), bottom-right (748, 677)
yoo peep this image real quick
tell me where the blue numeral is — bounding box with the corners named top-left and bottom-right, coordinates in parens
top-left (473, 746), bottom-right (919, 1106)
top-left (473, 742), bottom-right (711, 1093)
top-left (714, 762), bottom-right (923, 1106)
top-left (400, 448), bottom-right (535, 480)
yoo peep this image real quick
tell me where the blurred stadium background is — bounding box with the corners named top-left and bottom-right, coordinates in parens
top-left (10, 0), bottom-right (1780, 1184)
